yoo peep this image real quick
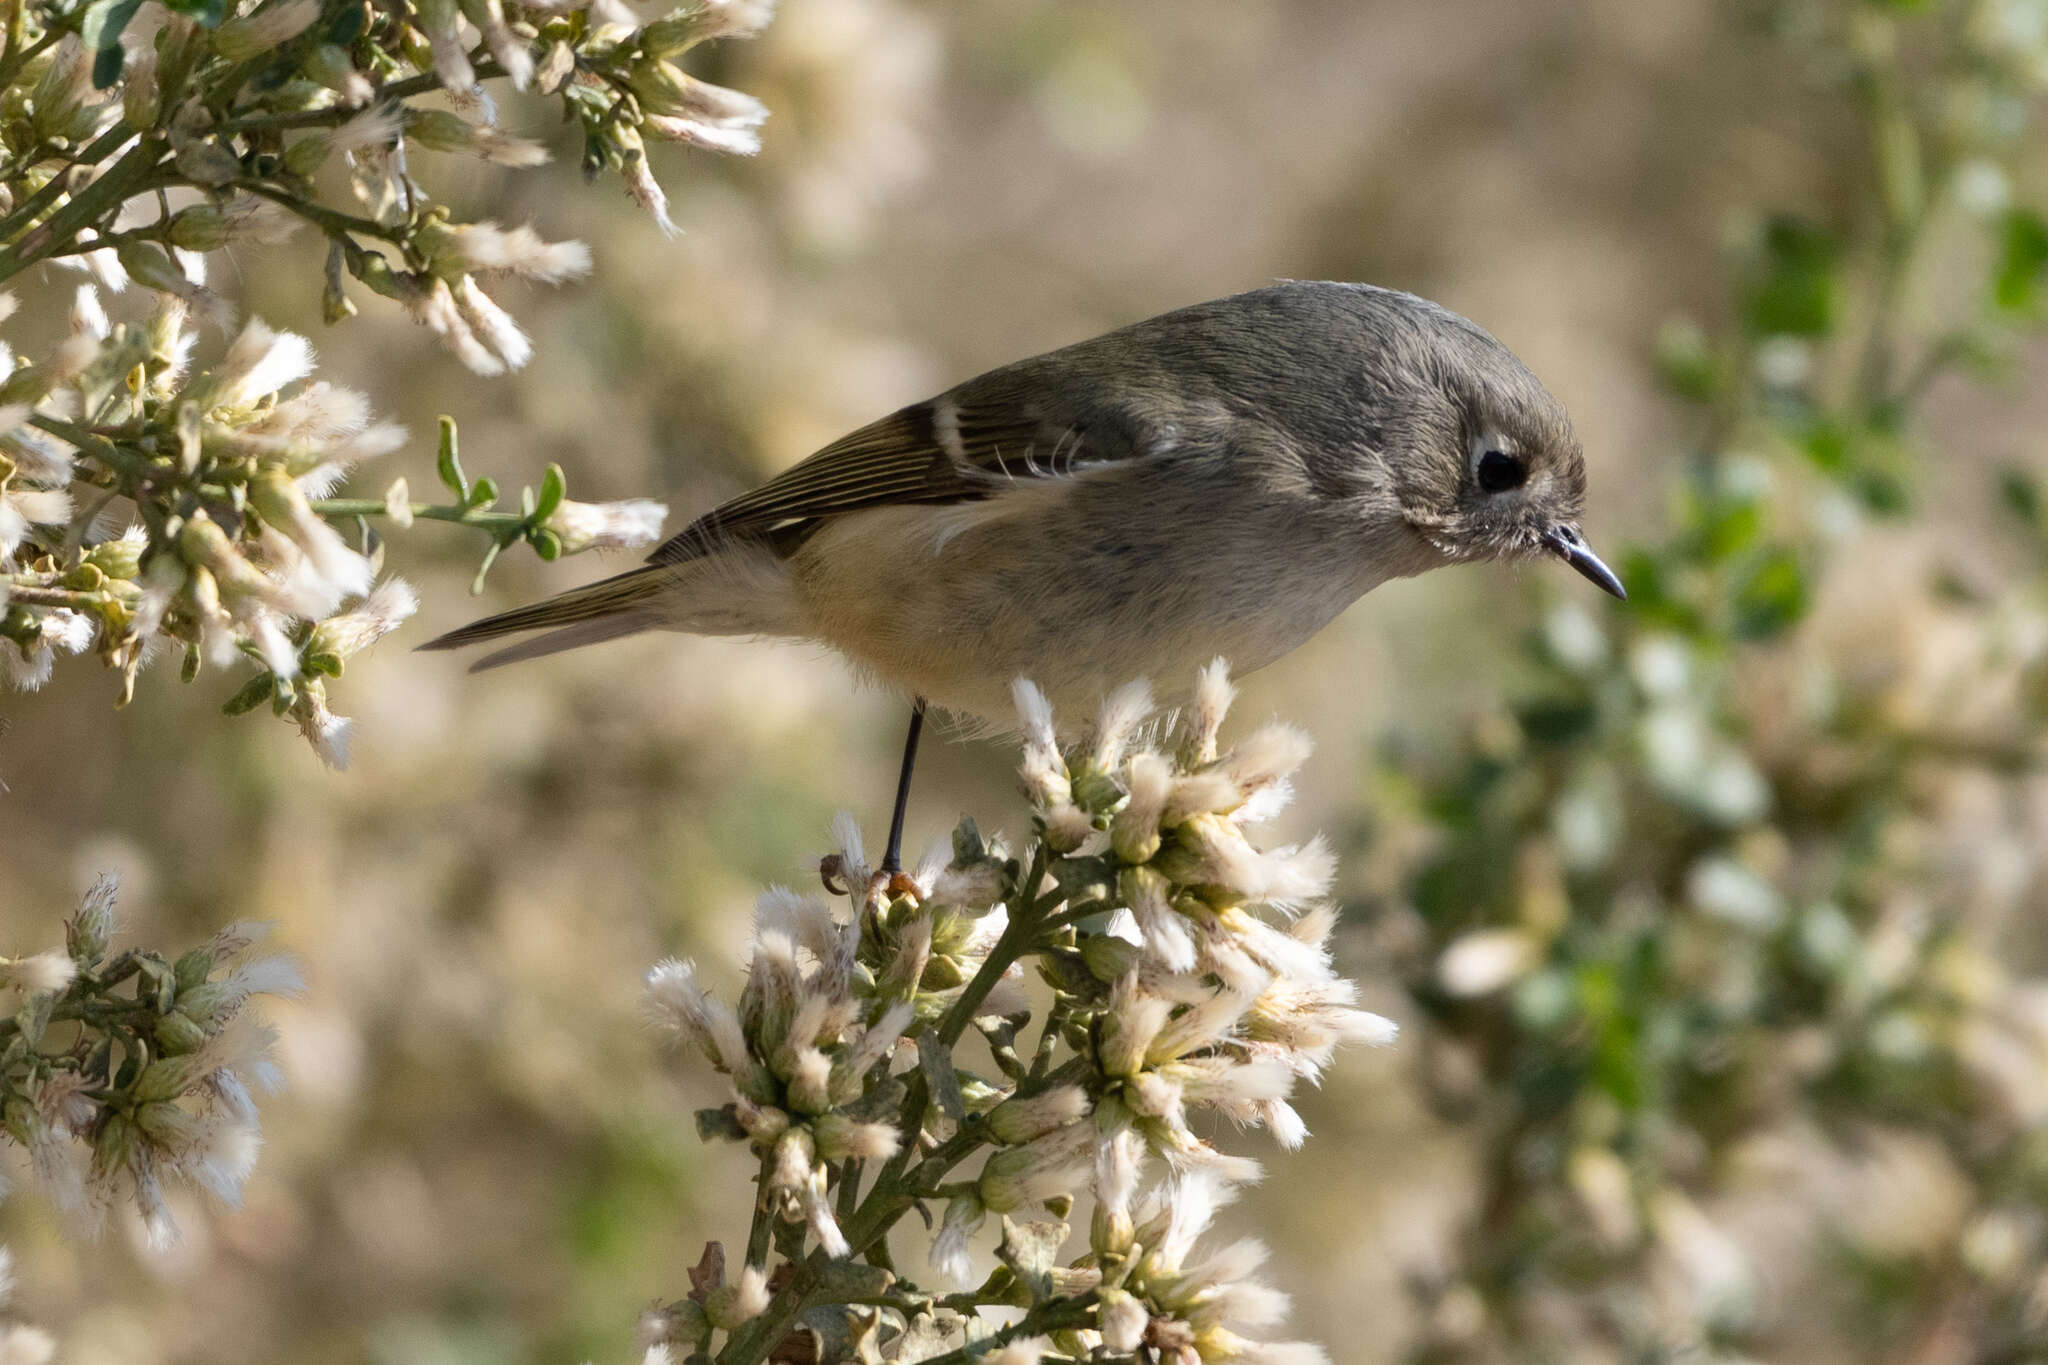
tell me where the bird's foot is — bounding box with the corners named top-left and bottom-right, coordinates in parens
top-left (817, 853), bottom-right (921, 906)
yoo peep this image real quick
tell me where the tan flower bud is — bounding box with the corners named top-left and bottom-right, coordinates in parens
top-left (152, 1010), bottom-right (208, 1055)
top-left (214, 0), bottom-right (319, 60)
top-left (84, 534), bottom-right (144, 581)
top-left (167, 205), bottom-right (232, 251)
top-left (177, 514), bottom-right (272, 599)
top-left (405, 108), bottom-right (477, 153)
top-left (986, 1085), bottom-right (1090, 1145)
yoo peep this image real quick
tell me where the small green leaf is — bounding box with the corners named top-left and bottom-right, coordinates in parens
top-left (2001, 467), bottom-right (2044, 531)
top-left (1732, 547), bottom-right (1809, 640)
top-left (435, 416), bottom-right (467, 498)
top-left (84, 0), bottom-right (143, 86)
top-left (1696, 497), bottom-right (1762, 564)
top-left (1801, 419), bottom-right (1850, 473)
top-left (468, 476), bottom-right (499, 510)
top-left (221, 673), bottom-right (276, 716)
top-left (1855, 467), bottom-right (1911, 516)
top-left (533, 463), bottom-right (567, 523)
top-left (528, 527), bottom-right (562, 560)
top-left (1995, 208), bottom-right (2048, 314)
top-left (1745, 216), bottom-right (1838, 337)
top-left (91, 40), bottom-right (125, 87)
top-left (327, 0), bottom-right (366, 44)
top-left (1654, 316), bottom-right (1720, 402)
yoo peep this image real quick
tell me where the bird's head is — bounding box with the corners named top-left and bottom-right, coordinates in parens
top-left (1371, 300), bottom-right (1624, 600)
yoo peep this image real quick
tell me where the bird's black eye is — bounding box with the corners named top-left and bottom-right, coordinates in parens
top-left (1477, 449), bottom-right (1526, 493)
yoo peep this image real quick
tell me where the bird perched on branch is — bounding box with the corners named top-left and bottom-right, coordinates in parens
top-left (422, 281), bottom-right (1626, 872)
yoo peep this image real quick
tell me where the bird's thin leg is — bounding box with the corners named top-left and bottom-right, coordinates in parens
top-left (880, 698), bottom-right (927, 876)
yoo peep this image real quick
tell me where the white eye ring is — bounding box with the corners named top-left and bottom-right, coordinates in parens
top-left (1470, 434), bottom-right (1528, 494)
top-left (1469, 432), bottom-right (1514, 474)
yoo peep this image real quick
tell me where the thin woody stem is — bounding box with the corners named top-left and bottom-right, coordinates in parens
top-left (915, 1297), bottom-right (1098, 1365)
top-left (309, 497), bottom-right (531, 534)
top-left (0, 132), bottom-right (164, 283)
top-left (0, 121), bottom-right (132, 241)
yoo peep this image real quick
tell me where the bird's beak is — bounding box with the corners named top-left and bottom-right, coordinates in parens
top-left (1542, 525), bottom-right (1627, 600)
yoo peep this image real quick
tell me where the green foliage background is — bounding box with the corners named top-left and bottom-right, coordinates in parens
top-left (9, 1), bottom-right (2048, 1362)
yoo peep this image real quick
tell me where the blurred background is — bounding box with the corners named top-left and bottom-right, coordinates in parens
top-left (9, 0), bottom-right (2048, 1361)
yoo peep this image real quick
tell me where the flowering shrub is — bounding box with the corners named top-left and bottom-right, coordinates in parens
top-left (640, 668), bottom-right (1392, 1365)
top-left (0, 0), bottom-right (772, 322)
top-left (1376, 3), bottom-right (2048, 1360)
top-left (0, 0), bottom-right (775, 756)
top-left (0, 876), bottom-right (299, 1247)
top-left (0, 299), bottom-right (668, 762)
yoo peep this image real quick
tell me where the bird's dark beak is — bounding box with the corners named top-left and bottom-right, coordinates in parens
top-left (1542, 525), bottom-right (1627, 600)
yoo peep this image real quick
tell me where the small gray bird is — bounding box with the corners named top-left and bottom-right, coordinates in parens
top-left (423, 281), bottom-right (1624, 868)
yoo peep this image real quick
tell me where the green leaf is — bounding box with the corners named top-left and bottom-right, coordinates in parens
top-left (1855, 467), bottom-right (1910, 516)
top-left (221, 672), bottom-right (276, 716)
top-left (1731, 547), bottom-right (1809, 639)
top-left (2000, 467), bottom-right (2043, 531)
top-left (91, 38), bottom-right (126, 87)
top-left (1745, 216), bottom-right (1838, 337)
top-left (1654, 316), bottom-right (1720, 402)
top-left (1802, 419), bottom-right (1850, 473)
top-left (1995, 208), bottom-right (2048, 314)
top-left (435, 415), bottom-right (467, 498)
top-left (83, 0), bottom-right (143, 86)
top-left (1696, 496), bottom-right (1762, 564)
top-left (533, 463), bottom-right (567, 523)
top-left (327, 0), bottom-right (366, 44)
top-left (468, 476), bottom-right (499, 510)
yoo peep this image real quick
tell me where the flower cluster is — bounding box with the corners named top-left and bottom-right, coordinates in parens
top-left (0, 0), bottom-right (774, 372)
top-left (0, 293), bottom-right (664, 761)
top-left (0, 875), bottom-right (299, 1249)
top-left (647, 915), bottom-right (913, 1261)
top-left (641, 669), bottom-right (1392, 1365)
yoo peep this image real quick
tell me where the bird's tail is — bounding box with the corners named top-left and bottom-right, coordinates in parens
top-left (417, 564), bottom-right (670, 672)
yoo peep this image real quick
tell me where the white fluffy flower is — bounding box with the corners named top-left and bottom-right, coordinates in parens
top-left (541, 498), bottom-right (668, 553)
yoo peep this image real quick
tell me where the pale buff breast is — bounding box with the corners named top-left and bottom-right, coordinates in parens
top-left (784, 477), bottom-right (1423, 725)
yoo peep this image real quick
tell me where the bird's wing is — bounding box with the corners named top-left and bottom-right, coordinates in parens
top-left (645, 390), bottom-right (1147, 566)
